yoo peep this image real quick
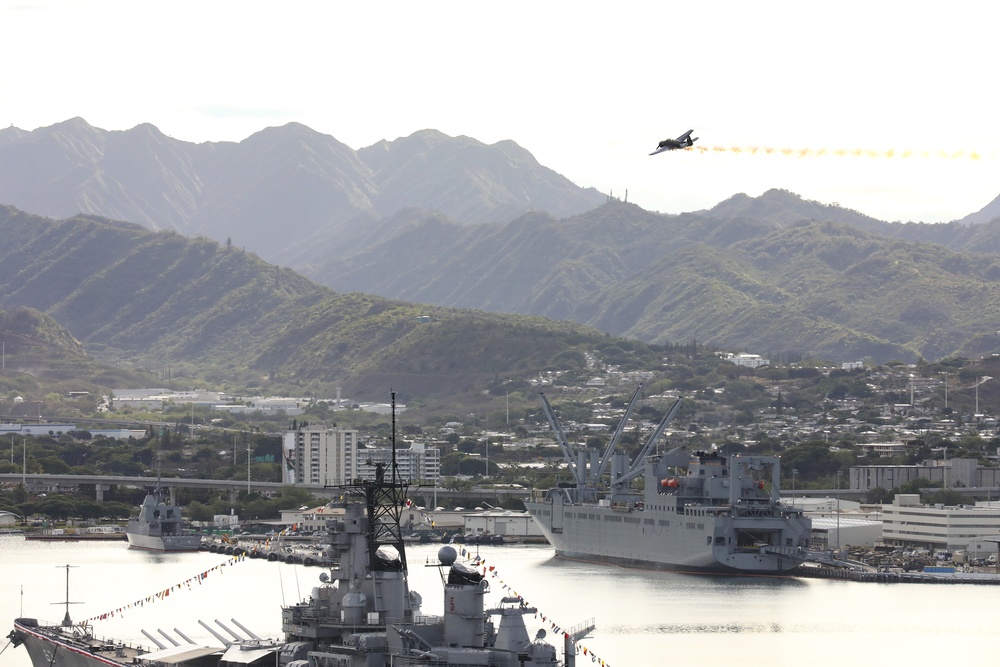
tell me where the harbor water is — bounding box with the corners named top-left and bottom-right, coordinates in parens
top-left (2, 534), bottom-right (998, 666)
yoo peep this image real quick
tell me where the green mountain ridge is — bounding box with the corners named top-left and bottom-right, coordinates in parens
top-left (0, 206), bottom-right (652, 400)
top-left (317, 192), bottom-right (1000, 363)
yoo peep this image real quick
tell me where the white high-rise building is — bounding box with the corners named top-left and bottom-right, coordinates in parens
top-left (283, 423), bottom-right (358, 486)
top-left (354, 441), bottom-right (441, 484)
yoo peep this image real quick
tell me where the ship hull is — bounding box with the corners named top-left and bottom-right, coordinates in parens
top-left (524, 500), bottom-right (809, 575)
top-left (12, 619), bottom-right (134, 667)
top-left (125, 531), bottom-right (201, 551)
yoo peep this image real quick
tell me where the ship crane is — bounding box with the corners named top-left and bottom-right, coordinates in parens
top-left (539, 392), bottom-right (587, 487)
top-left (593, 384), bottom-right (644, 485)
top-left (539, 387), bottom-right (683, 492)
top-left (611, 397), bottom-right (683, 490)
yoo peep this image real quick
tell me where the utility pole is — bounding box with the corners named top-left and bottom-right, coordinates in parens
top-left (836, 470), bottom-right (842, 551)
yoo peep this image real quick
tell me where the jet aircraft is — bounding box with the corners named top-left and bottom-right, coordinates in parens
top-left (650, 130), bottom-right (697, 155)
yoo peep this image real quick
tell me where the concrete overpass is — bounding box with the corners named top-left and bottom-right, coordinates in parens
top-left (0, 473), bottom-right (531, 504)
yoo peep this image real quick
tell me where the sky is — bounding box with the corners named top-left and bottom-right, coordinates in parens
top-left (2, 1), bottom-right (998, 223)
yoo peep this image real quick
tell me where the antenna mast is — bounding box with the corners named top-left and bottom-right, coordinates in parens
top-left (54, 564), bottom-right (82, 627)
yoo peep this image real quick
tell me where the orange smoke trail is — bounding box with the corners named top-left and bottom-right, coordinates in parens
top-left (685, 145), bottom-right (982, 160)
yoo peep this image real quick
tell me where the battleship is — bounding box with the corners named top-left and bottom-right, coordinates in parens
top-left (9, 395), bottom-right (582, 667)
top-left (524, 388), bottom-right (813, 574)
top-left (125, 481), bottom-right (201, 552)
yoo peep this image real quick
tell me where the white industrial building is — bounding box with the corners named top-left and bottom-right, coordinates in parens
top-left (808, 516), bottom-right (883, 549)
top-left (851, 458), bottom-right (1000, 491)
top-left (279, 505), bottom-right (347, 533)
top-left (463, 510), bottom-right (544, 538)
top-left (722, 353), bottom-right (769, 368)
top-left (784, 497), bottom-right (882, 548)
top-left (881, 494), bottom-right (1000, 551)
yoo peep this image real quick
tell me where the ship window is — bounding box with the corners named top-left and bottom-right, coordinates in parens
top-left (786, 538), bottom-right (793, 546)
top-left (707, 536), bottom-right (712, 545)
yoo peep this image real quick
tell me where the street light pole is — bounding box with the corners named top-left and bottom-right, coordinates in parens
top-left (975, 376), bottom-right (992, 416)
top-left (836, 470), bottom-right (842, 551)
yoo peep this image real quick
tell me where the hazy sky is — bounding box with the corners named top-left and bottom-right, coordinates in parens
top-left (3, 1), bottom-right (998, 223)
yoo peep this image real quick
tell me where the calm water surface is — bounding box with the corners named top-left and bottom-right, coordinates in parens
top-left (2, 535), bottom-right (996, 666)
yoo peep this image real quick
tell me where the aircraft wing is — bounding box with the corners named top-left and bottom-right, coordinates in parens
top-left (676, 129), bottom-right (693, 141)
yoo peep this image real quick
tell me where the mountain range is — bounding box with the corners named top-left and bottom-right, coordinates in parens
top-left (0, 206), bottom-right (657, 401)
top-left (3, 119), bottom-right (1000, 368)
top-left (0, 118), bottom-right (604, 271)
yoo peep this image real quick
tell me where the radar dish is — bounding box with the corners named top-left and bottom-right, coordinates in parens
top-left (319, 572), bottom-right (329, 583)
top-left (438, 545), bottom-right (457, 566)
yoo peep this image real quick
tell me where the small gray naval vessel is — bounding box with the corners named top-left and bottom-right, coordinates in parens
top-left (126, 480), bottom-right (201, 552)
top-left (524, 388), bottom-right (812, 574)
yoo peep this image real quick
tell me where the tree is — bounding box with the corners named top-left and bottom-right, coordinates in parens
top-left (865, 486), bottom-right (893, 504)
top-left (36, 495), bottom-right (77, 521)
top-left (780, 442), bottom-right (841, 480)
top-left (926, 488), bottom-right (966, 506)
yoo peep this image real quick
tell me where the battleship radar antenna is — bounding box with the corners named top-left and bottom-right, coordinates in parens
top-left (53, 564), bottom-right (82, 627)
top-left (391, 390), bottom-right (399, 485)
top-left (364, 390), bottom-right (410, 575)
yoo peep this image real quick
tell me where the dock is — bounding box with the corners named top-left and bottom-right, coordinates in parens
top-left (795, 565), bottom-right (1000, 584)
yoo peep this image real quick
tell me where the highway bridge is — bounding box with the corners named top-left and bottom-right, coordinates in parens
top-left (4, 473), bottom-right (988, 506)
top-left (0, 473), bottom-right (531, 504)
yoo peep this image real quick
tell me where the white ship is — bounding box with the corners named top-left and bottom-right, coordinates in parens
top-left (524, 389), bottom-right (813, 574)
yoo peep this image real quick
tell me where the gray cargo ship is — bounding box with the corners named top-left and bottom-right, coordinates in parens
top-left (524, 390), bottom-right (812, 574)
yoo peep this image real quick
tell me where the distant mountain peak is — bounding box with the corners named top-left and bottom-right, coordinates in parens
top-left (0, 118), bottom-right (605, 270)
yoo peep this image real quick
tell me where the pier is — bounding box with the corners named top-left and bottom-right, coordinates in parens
top-left (795, 565), bottom-right (1000, 584)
